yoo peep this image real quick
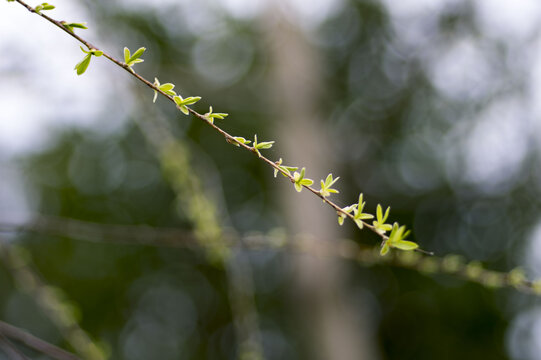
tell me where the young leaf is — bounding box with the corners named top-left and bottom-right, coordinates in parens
top-left (204, 106), bottom-right (228, 124)
top-left (227, 136), bottom-right (251, 147)
top-left (173, 95), bottom-right (201, 115)
top-left (73, 47), bottom-right (101, 76)
top-left (380, 242), bottom-right (390, 256)
top-left (292, 167), bottom-right (313, 192)
top-left (274, 158), bottom-right (298, 178)
top-left (124, 46), bottom-right (146, 71)
top-left (129, 47), bottom-right (146, 63)
top-left (319, 173), bottom-right (340, 197)
top-left (352, 193), bottom-right (374, 229)
top-left (124, 47), bottom-right (131, 63)
top-left (252, 134), bottom-right (274, 157)
top-left (254, 140), bottom-right (275, 150)
top-left (159, 83), bottom-right (176, 94)
top-left (373, 204), bottom-right (392, 234)
top-left (35, 2), bottom-right (55, 13)
top-left (152, 77), bottom-right (160, 103)
top-left (61, 21), bottom-right (87, 33)
top-left (180, 96), bottom-right (201, 106)
top-left (74, 54), bottom-right (91, 75)
top-left (381, 222), bottom-right (419, 256)
top-left (337, 204), bottom-right (357, 226)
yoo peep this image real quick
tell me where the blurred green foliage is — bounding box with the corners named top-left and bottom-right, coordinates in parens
top-left (4, 0), bottom-right (541, 358)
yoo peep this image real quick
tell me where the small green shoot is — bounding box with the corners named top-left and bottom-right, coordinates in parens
top-left (337, 204), bottom-right (357, 226)
top-left (319, 173), bottom-right (339, 197)
top-left (35, 2), bottom-right (54, 13)
top-left (173, 95), bottom-right (201, 115)
top-left (204, 106), bottom-right (228, 124)
top-left (124, 46), bottom-right (145, 72)
top-left (274, 158), bottom-right (298, 178)
top-left (61, 21), bottom-right (87, 33)
top-left (152, 78), bottom-right (176, 102)
top-left (227, 136), bottom-right (251, 147)
top-left (373, 204), bottom-right (392, 235)
top-left (252, 135), bottom-right (274, 157)
top-left (74, 46), bottom-right (103, 76)
top-left (292, 167), bottom-right (313, 192)
top-left (380, 222), bottom-right (418, 256)
top-left (352, 193), bottom-right (374, 229)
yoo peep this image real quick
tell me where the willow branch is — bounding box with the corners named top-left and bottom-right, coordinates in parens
top-left (10, 0), bottom-right (422, 254)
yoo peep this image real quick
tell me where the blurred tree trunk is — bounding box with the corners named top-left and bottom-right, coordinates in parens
top-left (262, 4), bottom-right (379, 360)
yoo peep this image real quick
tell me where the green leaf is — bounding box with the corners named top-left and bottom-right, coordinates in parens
top-left (74, 54), bottom-right (91, 75)
top-left (380, 242), bottom-right (390, 256)
top-left (373, 204), bottom-right (392, 234)
top-left (35, 3), bottom-right (55, 13)
top-left (229, 136), bottom-right (251, 147)
top-left (173, 95), bottom-right (199, 115)
top-left (152, 77), bottom-right (160, 103)
top-left (385, 223), bottom-right (419, 253)
top-left (129, 47), bottom-right (146, 62)
top-left (319, 173), bottom-right (340, 197)
top-left (392, 240), bottom-right (419, 251)
top-left (181, 96), bottom-right (201, 106)
top-left (62, 22), bottom-right (87, 32)
top-left (274, 158), bottom-right (283, 177)
top-left (274, 158), bottom-right (297, 178)
top-left (179, 105), bottom-right (189, 115)
top-left (159, 83), bottom-right (175, 92)
top-left (292, 168), bottom-right (313, 192)
top-left (124, 47), bottom-right (130, 63)
top-left (254, 141), bottom-right (275, 150)
top-left (69, 22), bottom-right (87, 29)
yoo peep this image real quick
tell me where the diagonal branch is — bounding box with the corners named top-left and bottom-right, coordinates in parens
top-left (9, 0), bottom-right (426, 254)
top-left (0, 321), bottom-right (80, 360)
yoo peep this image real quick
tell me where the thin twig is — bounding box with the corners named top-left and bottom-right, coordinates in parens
top-left (10, 0), bottom-right (420, 253)
top-left (0, 321), bottom-right (80, 360)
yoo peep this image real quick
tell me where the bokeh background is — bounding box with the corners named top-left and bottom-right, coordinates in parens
top-left (2, 0), bottom-right (541, 359)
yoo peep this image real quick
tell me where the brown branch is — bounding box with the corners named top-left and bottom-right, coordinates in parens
top-left (0, 321), bottom-right (80, 360)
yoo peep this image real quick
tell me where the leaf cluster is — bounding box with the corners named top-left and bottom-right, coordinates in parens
top-left (124, 46), bottom-right (145, 72)
top-left (61, 21), bottom-right (87, 33)
top-left (74, 46), bottom-right (102, 75)
top-left (35, 2), bottom-right (54, 13)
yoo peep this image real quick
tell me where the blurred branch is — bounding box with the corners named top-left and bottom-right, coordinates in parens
top-left (9, 0), bottom-right (427, 256)
top-left (1, 216), bottom-right (540, 296)
top-left (0, 240), bottom-right (105, 360)
top-left (0, 321), bottom-right (80, 360)
top-left (0, 333), bottom-right (30, 360)
top-left (0, 215), bottom-right (197, 248)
